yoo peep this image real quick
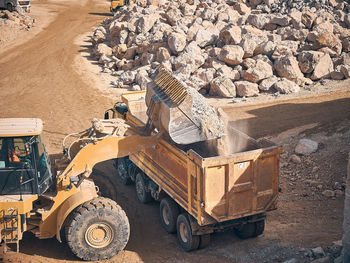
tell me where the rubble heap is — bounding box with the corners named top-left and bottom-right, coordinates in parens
top-left (91, 0), bottom-right (350, 98)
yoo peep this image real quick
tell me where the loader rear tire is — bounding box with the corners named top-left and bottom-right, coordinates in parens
top-left (65, 197), bottom-right (130, 261)
top-left (160, 196), bottom-right (179, 233)
top-left (235, 220), bottom-right (265, 239)
top-left (176, 214), bottom-right (200, 252)
top-left (135, 172), bottom-right (152, 204)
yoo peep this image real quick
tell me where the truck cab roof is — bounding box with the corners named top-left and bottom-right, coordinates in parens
top-left (0, 118), bottom-right (43, 137)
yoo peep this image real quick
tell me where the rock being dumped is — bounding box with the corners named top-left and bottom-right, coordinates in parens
top-left (92, 0), bottom-right (350, 98)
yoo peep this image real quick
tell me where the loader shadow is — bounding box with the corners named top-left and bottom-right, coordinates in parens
top-left (227, 97), bottom-right (350, 139)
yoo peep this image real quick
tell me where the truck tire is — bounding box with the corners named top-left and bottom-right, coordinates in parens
top-left (235, 220), bottom-right (265, 239)
top-left (160, 197), bottom-right (179, 233)
top-left (91, 171), bottom-right (117, 201)
top-left (135, 172), bottom-right (152, 203)
top-left (176, 214), bottom-right (200, 252)
top-left (117, 157), bottom-right (132, 185)
top-left (65, 197), bottom-right (130, 261)
top-left (198, 234), bottom-right (210, 249)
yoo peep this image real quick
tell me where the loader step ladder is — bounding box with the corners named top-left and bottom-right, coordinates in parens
top-left (1, 209), bottom-right (20, 253)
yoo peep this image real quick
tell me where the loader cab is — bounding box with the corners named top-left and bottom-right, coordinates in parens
top-left (0, 118), bottom-right (53, 196)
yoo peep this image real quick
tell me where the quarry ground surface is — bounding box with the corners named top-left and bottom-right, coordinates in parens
top-left (0, 0), bottom-right (350, 262)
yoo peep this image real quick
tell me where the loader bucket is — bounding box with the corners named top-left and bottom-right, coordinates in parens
top-left (146, 69), bottom-right (225, 145)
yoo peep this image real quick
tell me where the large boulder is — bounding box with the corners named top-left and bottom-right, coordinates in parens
top-left (311, 53), bottom-right (334, 80)
top-left (219, 45), bottom-right (244, 66)
top-left (168, 32), bottom-right (187, 54)
top-left (209, 77), bottom-right (237, 98)
top-left (274, 78), bottom-right (300, 94)
top-left (295, 139), bottom-right (318, 155)
top-left (243, 60), bottom-right (273, 83)
top-left (235, 81), bottom-right (259, 97)
top-left (298, 51), bottom-right (324, 74)
top-left (274, 56), bottom-right (304, 84)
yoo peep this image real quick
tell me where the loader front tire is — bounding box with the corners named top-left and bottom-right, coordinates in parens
top-left (117, 157), bottom-right (132, 185)
top-left (65, 197), bottom-right (130, 261)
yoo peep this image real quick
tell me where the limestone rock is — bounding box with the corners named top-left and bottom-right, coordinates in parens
top-left (219, 25), bottom-right (242, 45)
top-left (274, 56), bottom-right (304, 83)
top-left (340, 65), bottom-right (350, 79)
top-left (209, 77), bottom-right (237, 98)
top-left (219, 45), bottom-right (244, 66)
top-left (311, 53), bottom-right (334, 80)
top-left (195, 26), bottom-right (219, 48)
top-left (298, 51), bottom-right (324, 74)
top-left (274, 78), bottom-right (300, 94)
top-left (235, 81), bottom-right (259, 97)
top-left (95, 43), bottom-right (112, 57)
top-left (301, 10), bottom-right (317, 28)
top-left (243, 60), bottom-right (273, 83)
top-left (168, 32), bottom-right (186, 54)
top-left (259, 75), bottom-right (278, 91)
top-left (295, 139), bottom-right (318, 155)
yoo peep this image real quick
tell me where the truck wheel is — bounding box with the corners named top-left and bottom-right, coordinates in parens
top-left (91, 171), bottom-right (117, 201)
top-left (235, 220), bottom-right (265, 239)
top-left (117, 158), bottom-right (132, 185)
top-left (160, 197), bottom-right (179, 233)
top-left (176, 214), bottom-right (200, 252)
top-left (7, 3), bottom-right (13, 12)
top-left (135, 173), bottom-right (152, 203)
top-left (65, 197), bottom-right (130, 261)
top-left (198, 234), bottom-right (210, 249)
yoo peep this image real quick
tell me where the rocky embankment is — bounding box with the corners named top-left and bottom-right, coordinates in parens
top-left (91, 0), bottom-right (350, 98)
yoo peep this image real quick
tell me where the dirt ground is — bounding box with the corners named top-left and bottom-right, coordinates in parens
top-left (0, 0), bottom-right (350, 262)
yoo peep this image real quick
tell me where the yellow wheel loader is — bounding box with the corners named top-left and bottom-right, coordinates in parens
top-left (110, 0), bottom-right (134, 13)
top-left (0, 69), bottom-right (225, 260)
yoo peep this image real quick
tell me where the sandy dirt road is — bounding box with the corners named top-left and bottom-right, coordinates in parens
top-left (1, 0), bottom-right (350, 262)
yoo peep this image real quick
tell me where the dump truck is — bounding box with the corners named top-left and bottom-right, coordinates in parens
top-left (0, 69), bottom-right (280, 259)
top-left (105, 72), bottom-right (282, 251)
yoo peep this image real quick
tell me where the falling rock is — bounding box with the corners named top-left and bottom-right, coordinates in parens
top-left (259, 75), bottom-right (278, 91)
top-left (235, 81), bottom-right (259, 97)
top-left (311, 53), bottom-right (334, 80)
top-left (168, 32), bottom-right (187, 54)
top-left (274, 78), bottom-right (300, 94)
top-left (295, 139), bottom-right (318, 155)
top-left (219, 45), bottom-right (244, 66)
top-left (209, 77), bottom-right (236, 98)
top-left (274, 56), bottom-right (304, 83)
top-left (219, 25), bottom-right (242, 45)
top-left (298, 51), bottom-right (324, 74)
top-left (243, 60), bottom-right (273, 83)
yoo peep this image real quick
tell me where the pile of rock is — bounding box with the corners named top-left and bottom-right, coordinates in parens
top-left (0, 9), bottom-right (35, 30)
top-left (91, 0), bottom-right (350, 98)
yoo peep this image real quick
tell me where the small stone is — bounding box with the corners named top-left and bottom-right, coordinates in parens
top-left (312, 247), bottom-right (326, 258)
top-left (310, 256), bottom-right (332, 263)
top-left (290, 154), bottom-right (301, 164)
top-left (295, 139), bottom-right (318, 155)
top-left (282, 259), bottom-right (298, 263)
top-left (340, 65), bottom-right (350, 79)
top-left (334, 190), bottom-right (343, 196)
top-left (333, 182), bottom-right (343, 190)
top-left (322, 190), bottom-right (335, 197)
